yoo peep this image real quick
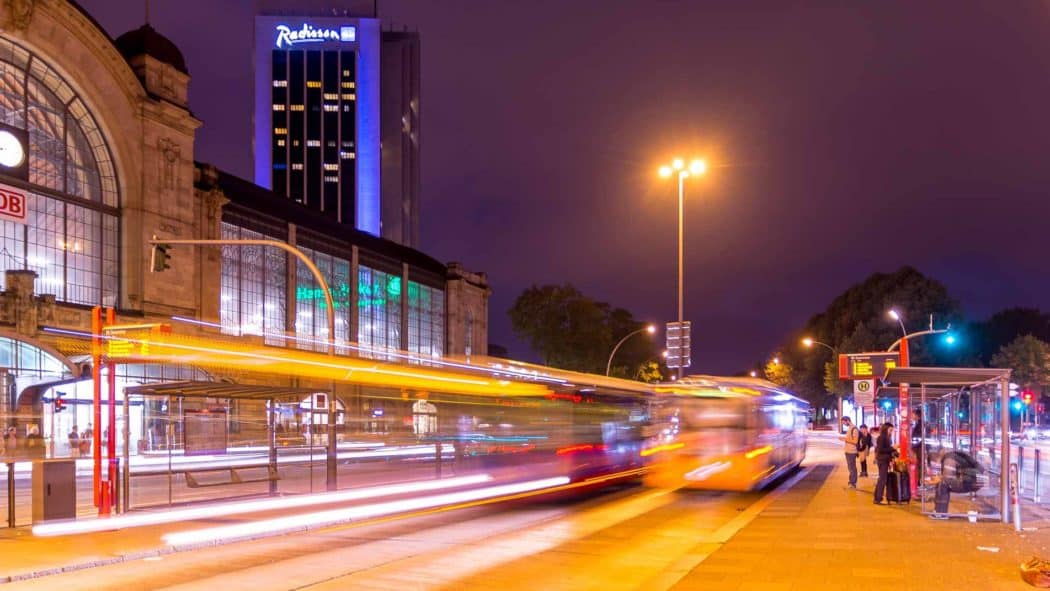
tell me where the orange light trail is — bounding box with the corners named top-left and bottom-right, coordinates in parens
top-left (640, 442), bottom-right (685, 457)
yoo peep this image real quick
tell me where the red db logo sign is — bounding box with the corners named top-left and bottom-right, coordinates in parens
top-left (0, 183), bottom-right (27, 224)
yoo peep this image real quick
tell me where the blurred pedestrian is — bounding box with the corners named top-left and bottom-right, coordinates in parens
top-left (80, 423), bottom-right (93, 456)
top-left (68, 425), bottom-right (80, 458)
top-left (5, 427), bottom-right (16, 454)
top-left (911, 408), bottom-right (930, 484)
top-left (841, 417), bottom-right (860, 489)
top-left (874, 422), bottom-right (898, 505)
top-left (857, 424), bottom-right (874, 477)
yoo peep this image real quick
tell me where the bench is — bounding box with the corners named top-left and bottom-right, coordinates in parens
top-left (183, 465), bottom-right (280, 488)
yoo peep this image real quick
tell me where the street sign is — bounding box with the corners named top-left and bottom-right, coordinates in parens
top-left (102, 323), bottom-right (171, 360)
top-left (838, 352), bottom-right (900, 380)
top-left (853, 379), bottom-right (875, 406)
top-left (665, 321), bottom-right (691, 369)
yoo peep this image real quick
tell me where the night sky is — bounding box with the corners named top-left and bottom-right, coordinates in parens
top-left (79, 1), bottom-right (1050, 373)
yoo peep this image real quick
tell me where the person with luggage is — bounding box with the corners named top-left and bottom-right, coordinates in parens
top-left (911, 408), bottom-right (930, 485)
top-left (873, 422), bottom-right (898, 505)
top-left (841, 417), bottom-right (860, 489)
top-left (857, 424), bottom-right (874, 477)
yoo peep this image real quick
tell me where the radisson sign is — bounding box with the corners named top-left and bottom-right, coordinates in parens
top-left (274, 24), bottom-right (356, 49)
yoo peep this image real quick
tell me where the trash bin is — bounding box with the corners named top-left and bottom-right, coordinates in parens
top-left (32, 459), bottom-right (76, 522)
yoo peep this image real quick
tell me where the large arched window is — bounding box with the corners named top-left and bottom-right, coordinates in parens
top-left (0, 37), bottom-right (119, 306)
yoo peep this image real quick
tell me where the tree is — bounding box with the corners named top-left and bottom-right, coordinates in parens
top-left (779, 266), bottom-right (962, 413)
top-left (508, 284), bottom-right (660, 377)
top-left (991, 335), bottom-right (1050, 389)
top-left (764, 356), bottom-right (794, 388)
top-left (973, 308), bottom-right (1050, 366)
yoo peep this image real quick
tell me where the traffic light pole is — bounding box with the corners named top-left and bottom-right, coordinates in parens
top-left (148, 238), bottom-right (340, 490)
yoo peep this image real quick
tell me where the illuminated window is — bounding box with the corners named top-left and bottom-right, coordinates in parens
top-left (274, 127), bottom-right (288, 135)
top-left (407, 281), bottom-right (445, 358)
top-left (272, 104), bottom-right (285, 111)
top-left (0, 37), bottom-right (119, 306)
top-left (324, 175), bottom-right (338, 183)
top-left (323, 93), bottom-right (339, 101)
top-left (306, 81), bottom-right (321, 88)
top-left (341, 81), bottom-right (354, 89)
top-left (358, 266), bottom-right (402, 359)
top-left (272, 80), bottom-right (287, 87)
top-left (307, 140), bottom-right (320, 147)
top-left (343, 105), bottom-right (351, 112)
top-left (294, 244), bottom-right (350, 351)
top-left (290, 104), bottom-right (304, 112)
top-left (291, 163), bottom-right (303, 170)
top-left (220, 222), bottom-right (286, 346)
top-left (340, 151), bottom-right (355, 160)
top-left (323, 105), bottom-right (338, 112)
top-left (276, 139), bottom-right (286, 147)
top-left (342, 93), bottom-right (356, 101)
top-left (323, 163), bottom-right (338, 171)
top-left (342, 70), bottom-right (351, 77)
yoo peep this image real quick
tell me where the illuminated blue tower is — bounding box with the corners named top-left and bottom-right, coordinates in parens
top-left (254, 15), bottom-right (381, 236)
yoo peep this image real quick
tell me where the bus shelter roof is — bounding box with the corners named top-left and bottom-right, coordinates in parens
top-left (124, 380), bottom-right (319, 400)
top-left (882, 367), bottom-right (1011, 387)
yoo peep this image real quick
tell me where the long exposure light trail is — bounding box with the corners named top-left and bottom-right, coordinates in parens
top-left (32, 474), bottom-right (492, 537)
top-left (162, 476), bottom-right (570, 547)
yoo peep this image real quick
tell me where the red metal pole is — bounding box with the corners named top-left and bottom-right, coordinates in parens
top-left (106, 307), bottom-right (117, 512)
top-left (91, 306), bottom-right (102, 508)
top-left (898, 338), bottom-right (910, 462)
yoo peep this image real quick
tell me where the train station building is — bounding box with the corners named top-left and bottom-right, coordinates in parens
top-left (0, 1), bottom-right (490, 458)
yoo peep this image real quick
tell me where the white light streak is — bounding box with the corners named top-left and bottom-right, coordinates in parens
top-left (162, 476), bottom-right (570, 547)
top-left (32, 474), bottom-right (492, 537)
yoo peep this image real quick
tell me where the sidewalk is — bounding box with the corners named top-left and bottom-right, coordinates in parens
top-left (671, 462), bottom-right (1050, 590)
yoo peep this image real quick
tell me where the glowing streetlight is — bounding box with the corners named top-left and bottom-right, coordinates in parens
top-left (749, 370), bottom-right (757, 377)
top-left (658, 156), bottom-right (708, 379)
top-left (605, 324), bottom-right (657, 376)
top-left (801, 337), bottom-right (835, 353)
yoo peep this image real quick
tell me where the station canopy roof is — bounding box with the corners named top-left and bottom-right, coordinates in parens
top-left (882, 367), bottom-right (1011, 387)
top-left (124, 380), bottom-right (319, 400)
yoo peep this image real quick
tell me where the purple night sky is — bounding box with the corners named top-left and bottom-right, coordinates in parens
top-left (79, 0), bottom-right (1050, 373)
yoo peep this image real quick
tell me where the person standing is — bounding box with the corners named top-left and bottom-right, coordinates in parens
top-left (911, 408), bottom-right (928, 484)
top-left (857, 424), bottom-right (874, 477)
top-left (68, 425), bottom-right (80, 458)
top-left (841, 417), bottom-right (860, 489)
top-left (873, 422), bottom-right (897, 504)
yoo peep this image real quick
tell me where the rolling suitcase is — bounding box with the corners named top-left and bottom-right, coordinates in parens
top-left (886, 471), bottom-right (901, 503)
top-left (885, 470), bottom-right (911, 504)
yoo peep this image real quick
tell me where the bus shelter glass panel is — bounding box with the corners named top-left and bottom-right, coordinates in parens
top-left (913, 384), bottom-right (1004, 520)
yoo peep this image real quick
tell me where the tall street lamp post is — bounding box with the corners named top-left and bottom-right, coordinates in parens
top-left (885, 309), bottom-right (950, 465)
top-left (801, 337), bottom-right (839, 424)
top-left (658, 158), bottom-right (706, 379)
top-left (606, 325), bottom-right (656, 376)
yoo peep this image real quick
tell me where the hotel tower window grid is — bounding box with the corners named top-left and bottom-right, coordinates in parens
top-left (271, 48), bottom-right (356, 224)
top-left (0, 37), bottom-right (119, 307)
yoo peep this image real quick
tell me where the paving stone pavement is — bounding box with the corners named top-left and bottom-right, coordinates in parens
top-left (670, 463), bottom-right (1050, 590)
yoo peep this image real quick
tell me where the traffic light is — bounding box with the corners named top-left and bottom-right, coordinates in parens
top-left (1022, 390), bottom-right (1034, 406)
top-left (54, 391), bottom-right (67, 413)
top-left (943, 333), bottom-right (957, 346)
top-left (151, 242), bottom-right (172, 272)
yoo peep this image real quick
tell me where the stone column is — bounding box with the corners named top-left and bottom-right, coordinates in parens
top-left (5, 270), bottom-right (37, 336)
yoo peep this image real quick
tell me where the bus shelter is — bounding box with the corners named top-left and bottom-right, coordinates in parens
top-left (121, 381), bottom-right (325, 512)
top-left (883, 367), bottom-right (1012, 523)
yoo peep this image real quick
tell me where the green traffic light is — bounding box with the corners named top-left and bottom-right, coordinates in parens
top-left (944, 334), bottom-right (956, 346)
